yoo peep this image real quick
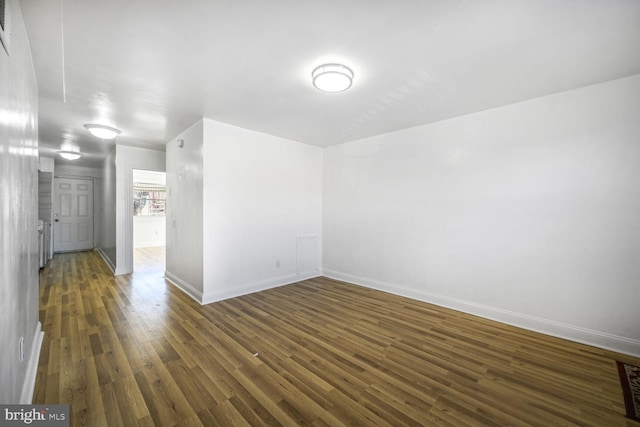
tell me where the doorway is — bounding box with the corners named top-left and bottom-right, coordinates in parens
top-left (132, 169), bottom-right (166, 276)
top-left (53, 177), bottom-right (94, 252)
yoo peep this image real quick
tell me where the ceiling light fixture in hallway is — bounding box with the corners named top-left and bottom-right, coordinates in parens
top-left (84, 124), bottom-right (121, 139)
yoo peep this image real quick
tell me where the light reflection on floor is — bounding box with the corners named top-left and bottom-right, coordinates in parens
top-left (133, 246), bottom-right (165, 277)
top-left (129, 246), bottom-right (170, 315)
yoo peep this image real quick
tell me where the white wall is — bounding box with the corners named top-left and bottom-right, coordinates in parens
top-left (133, 169), bottom-right (165, 185)
top-left (164, 119), bottom-right (323, 304)
top-left (133, 216), bottom-right (166, 248)
top-left (0, 0), bottom-right (44, 403)
top-left (39, 157), bottom-right (54, 172)
top-left (55, 163), bottom-right (99, 178)
top-left (165, 121), bottom-right (204, 298)
top-left (114, 145), bottom-right (166, 274)
top-left (323, 74), bottom-right (640, 357)
top-left (97, 147), bottom-right (117, 270)
top-left (202, 119), bottom-right (323, 303)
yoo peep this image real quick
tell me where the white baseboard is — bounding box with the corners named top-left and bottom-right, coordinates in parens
top-left (114, 267), bottom-right (129, 276)
top-left (95, 248), bottom-right (116, 274)
top-left (20, 322), bottom-right (44, 404)
top-left (95, 248), bottom-right (128, 275)
top-left (323, 269), bottom-right (640, 358)
top-left (134, 242), bottom-right (165, 248)
top-left (202, 271), bottom-right (322, 305)
top-left (164, 271), bottom-right (204, 304)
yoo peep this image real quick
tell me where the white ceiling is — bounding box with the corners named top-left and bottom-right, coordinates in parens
top-left (20, 0), bottom-right (640, 167)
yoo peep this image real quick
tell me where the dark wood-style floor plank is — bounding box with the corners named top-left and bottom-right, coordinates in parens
top-left (34, 249), bottom-right (640, 426)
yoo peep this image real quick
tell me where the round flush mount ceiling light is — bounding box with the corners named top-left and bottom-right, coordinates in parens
top-left (58, 151), bottom-right (82, 160)
top-left (84, 124), bottom-right (121, 139)
top-left (312, 63), bottom-right (354, 93)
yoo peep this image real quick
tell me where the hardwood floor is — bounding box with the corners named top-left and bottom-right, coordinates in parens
top-left (133, 246), bottom-right (165, 276)
top-left (35, 251), bottom-right (640, 426)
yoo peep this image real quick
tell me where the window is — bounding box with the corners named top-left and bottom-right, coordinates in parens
top-left (133, 183), bottom-right (166, 216)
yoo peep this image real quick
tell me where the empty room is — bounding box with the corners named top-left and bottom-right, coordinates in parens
top-left (2, 0), bottom-right (640, 425)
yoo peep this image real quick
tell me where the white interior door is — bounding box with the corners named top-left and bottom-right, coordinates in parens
top-left (53, 177), bottom-right (94, 252)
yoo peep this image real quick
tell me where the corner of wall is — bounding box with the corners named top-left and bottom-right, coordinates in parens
top-left (19, 322), bottom-right (44, 404)
top-left (165, 121), bottom-right (204, 295)
top-left (201, 271), bottom-right (323, 305)
top-left (164, 271), bottom-right (204, 304)
top-left (323, 269), bottom-right (640, 358)
top-left (95, 248), bottom-right (116, 274)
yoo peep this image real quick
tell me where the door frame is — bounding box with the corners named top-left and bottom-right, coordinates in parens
top-left (131, 169), bottom-right (167, 272)
top-left (114, 146), bottom-right (166, 275)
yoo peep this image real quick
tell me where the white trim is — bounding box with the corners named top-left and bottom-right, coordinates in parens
top-left (134, 241), bottom-right (166, 248)
top-left (202, 271), bottom-right (323, 305)
top-left (20, 322), bottom-right (44, 404)
top-left (323, 269), bottom-right (640, 358)
top-left (95, 248), bottom-right (115, 274)
top-left (164, 271), bottom-right (203, 304)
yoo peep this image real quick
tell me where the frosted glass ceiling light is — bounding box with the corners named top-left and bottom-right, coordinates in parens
top-left (312, 63), bottom-right (354, 92)
top-left (84, 124), bottom-right (121, 139)
top-left (58, 151), bottom-right (81, 160)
